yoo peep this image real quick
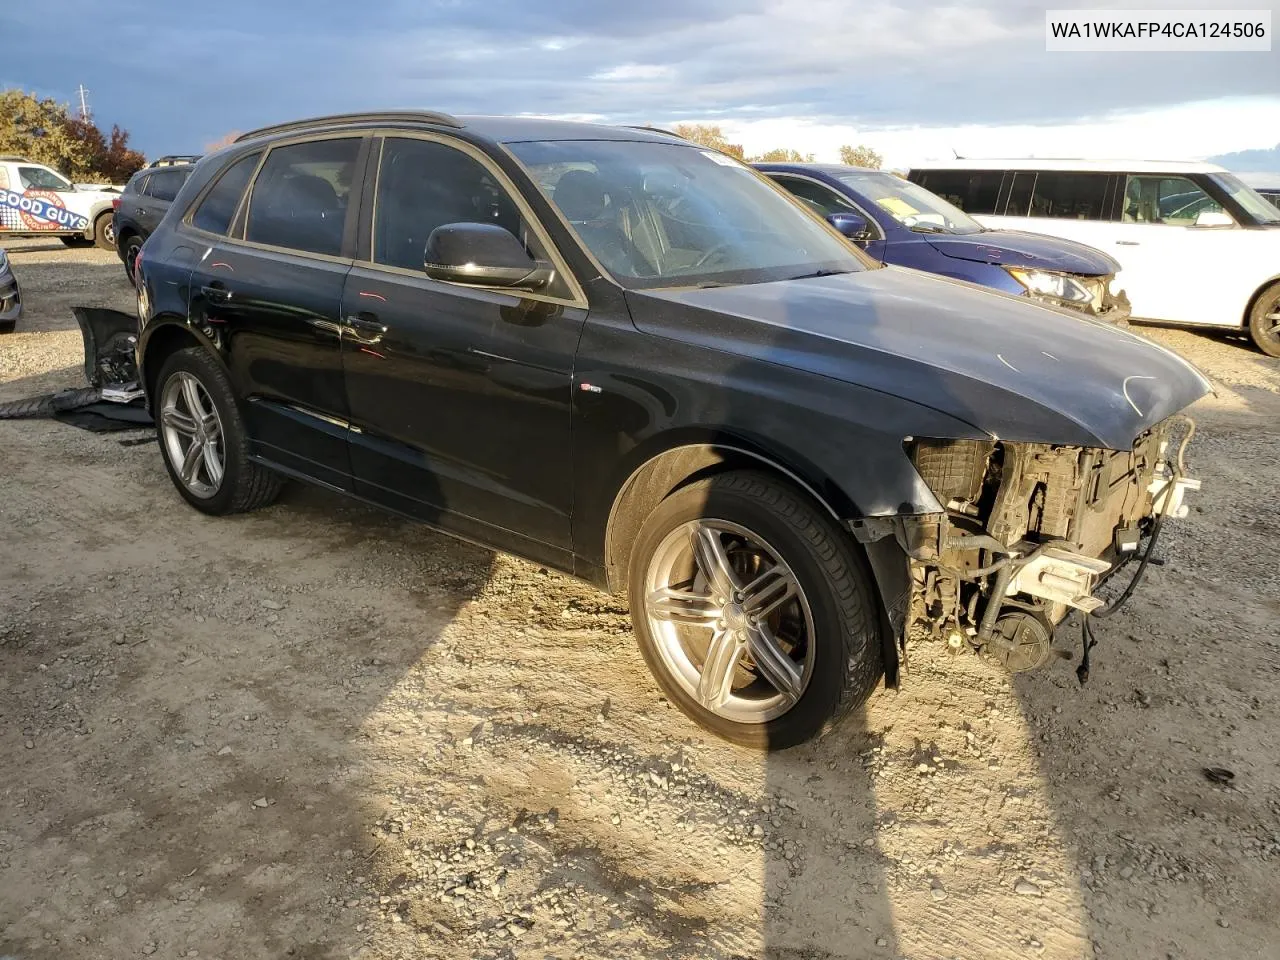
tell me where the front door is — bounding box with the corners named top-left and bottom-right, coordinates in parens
top-left (186, 136), bottom-right (367, 489)
top-left (341, 135), bottom-right (587, 566)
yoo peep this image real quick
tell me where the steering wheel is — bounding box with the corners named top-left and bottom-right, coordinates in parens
top-left (692, 242), bottom-right (737, 269)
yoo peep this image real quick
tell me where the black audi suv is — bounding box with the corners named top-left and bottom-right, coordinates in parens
top-left (132, 112), bottom-right (1209, 748)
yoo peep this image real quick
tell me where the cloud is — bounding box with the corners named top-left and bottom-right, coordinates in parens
top-left (1, 0), bottom-right (1275, 160)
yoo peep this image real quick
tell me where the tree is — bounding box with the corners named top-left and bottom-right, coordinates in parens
top-left (752, 147), bottom-right (815, 163)
top-left (0, 88), bottom-right (145, 183)
top-left (839, 144), bottom-right (883, 169)
top-left (671, 123), bottom-right (745, 159)
top-left (205, 131), bottom-right (243, 152)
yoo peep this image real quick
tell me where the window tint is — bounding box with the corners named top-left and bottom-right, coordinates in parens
top-left (1123, 175), bottom-right (1222, 225)
top-left (911, 170), bottom-right (1003, 215)
top-left (145, 169), bottom-right (184, 202)
top-left (771, 176), bottom-right (861, 217)
top-left (245, 138), bottom-right (361, 256)
top-left (191, 152), bottom-right (260, 235)
top-left (1027, 172), bottom-right (1109, 220)
top-left (373, 137), bottom-right (535, 272)
top-left (18, 166), bottom-right (72, 191)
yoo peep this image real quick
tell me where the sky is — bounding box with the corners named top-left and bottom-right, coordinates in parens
top-left (2, 0), bottom-right (1277, 169)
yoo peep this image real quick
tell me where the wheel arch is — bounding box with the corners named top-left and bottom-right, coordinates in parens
top-left (139, 320), bottom-right (228, 413)
top-left (1243, 273), bottom-right (1280, 327)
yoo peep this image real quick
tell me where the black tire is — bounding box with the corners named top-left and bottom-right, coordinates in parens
top-left (628, 470), bottom-right (883, 750)
top-left (123, 235), bottom-right (143, 285)
top-left (93, 214), bottom-right (114, 251)
top-left (61, 236), bottom-right (93, 248)
top-left (1247, 281), bottom-right (1280, 359)
top-left (155, 347), bottom-right (283, 515)
top-left (0, 320), bottom-right (15, 335)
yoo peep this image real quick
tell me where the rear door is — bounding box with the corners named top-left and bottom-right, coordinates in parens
top-left (186, 136), bottom-right (370, 489)
top-left (138, 168), bottom-right (186, 235)
top-left (340, 133), bottom-right (587, 565)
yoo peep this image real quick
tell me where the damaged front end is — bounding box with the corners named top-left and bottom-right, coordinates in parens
top-left (895, 418), bottom-right (1198, 676)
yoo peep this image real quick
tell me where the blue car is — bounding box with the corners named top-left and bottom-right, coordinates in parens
top-left (757, 163), bottom-right (1129, 321)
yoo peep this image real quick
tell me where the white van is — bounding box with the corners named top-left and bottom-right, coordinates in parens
top-left (906, 159), bottom-right (1280, 356)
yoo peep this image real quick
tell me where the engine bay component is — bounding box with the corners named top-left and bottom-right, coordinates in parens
top-left (1006, 546), bottom-right (1110, 613)
top-left (984, 611), bottom-right (1052, 673)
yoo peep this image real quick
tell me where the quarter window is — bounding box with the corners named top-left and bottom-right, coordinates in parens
top-left (245, 138), bottom-right (361, 256)
top-left (1026, 172), bottom-right (1109, 220)
top-left (372, 136), bottom-right (547, 275)
top-left (191, 153), bottom-right (261, 236)
top-left (1123, 176), bottom-right (1222, 225)
top-left (911, 170), bottom-right (1003, 214)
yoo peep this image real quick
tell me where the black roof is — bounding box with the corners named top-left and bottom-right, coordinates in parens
top-left (233, 111), bottom-right (690, 147)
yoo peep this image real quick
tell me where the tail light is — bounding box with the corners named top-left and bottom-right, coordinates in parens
top-left (112, 198), bottom-right (121, 210)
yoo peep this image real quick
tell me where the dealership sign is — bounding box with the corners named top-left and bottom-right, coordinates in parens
top-left (0, 187), bottom-right (90, 231)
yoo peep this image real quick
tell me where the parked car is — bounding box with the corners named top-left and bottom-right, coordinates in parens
top-left (113, 163), bottom-right (196, 283)
top-left (1236, 171), bottom-right (1280, 210)
top-left (907, 159), bottom-right (1280, 356)
top-left (0, 156), bottom-right (120, 249)
top-left (147, 155), bottom-right (202, 168)
top-left (758, 162), bottom-right (1128, 321)
top-left (0, 246), bottom-right (21, 333)
top-left (133, 112), bottom-right (1209, 748)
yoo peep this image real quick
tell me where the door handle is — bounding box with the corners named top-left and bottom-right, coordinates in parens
top-left (344, 312), bottom-right (387, 344)
top-left (201, 282), bottom-right (231, 302)
top-left (1115, 241), bottom-right (1140, 246)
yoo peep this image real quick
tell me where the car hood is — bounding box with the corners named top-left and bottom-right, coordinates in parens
top-left (629, 267), bottom-right (1211, 450)
top-left (925, 230), bottom-right (1120, 275)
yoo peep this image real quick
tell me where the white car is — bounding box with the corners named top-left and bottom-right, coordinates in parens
top-left (0, 156), bottom-right (121, 250)
top-left (907, 159), bottom-right (1280, 357)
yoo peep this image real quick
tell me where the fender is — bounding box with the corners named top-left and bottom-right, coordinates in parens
top-left (137, 315), bottom-right (230, 408)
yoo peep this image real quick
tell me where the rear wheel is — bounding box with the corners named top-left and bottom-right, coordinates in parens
top-left (155, 347), bottom-right (283, 515)
top-left (123, 235), bottom-right (143, 285)
top-left (1248, 281), bottom-right (1280, 358)
top-left (628, 471), bottom-right (883, 749)
top-left (93, 214), bottom-right (114, 251)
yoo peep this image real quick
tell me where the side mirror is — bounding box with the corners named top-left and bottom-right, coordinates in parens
top-left (826, 211), bottom-right (872, 241)
top-left (423, 222), bottom-right (554, 289)
top-left (1193, 209), bottom-right (1234, 228)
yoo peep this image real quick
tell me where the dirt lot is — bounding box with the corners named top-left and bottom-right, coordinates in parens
top-left (1, 242), bottom-right (1278, 960)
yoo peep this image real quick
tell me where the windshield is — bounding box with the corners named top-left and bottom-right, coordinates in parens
top-left (1209, 173), bottom-right (1280, 224)
top-left (838, 171), bottom-right (984, 235)
top-left (18, 166), bottom-right (73, 192)
top-left (507, 140), bottom-right (867, 289)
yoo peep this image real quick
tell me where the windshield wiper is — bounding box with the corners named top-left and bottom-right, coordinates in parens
top-left (785, 269), bottom-right (851, 281)
top-left (908, 222), bottom-right (948, 234)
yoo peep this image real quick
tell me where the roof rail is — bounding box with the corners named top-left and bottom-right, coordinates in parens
top-left (234, 111), bottom-right (464, 143)
top-left (147, 155), bottom-right (201, 167)
top-left (622, 125), bottom-right (688, 140)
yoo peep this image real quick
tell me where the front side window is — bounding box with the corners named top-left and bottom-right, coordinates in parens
top-left (18, 166), bottom-right (72, 191)
top-left (1027, 172), bottom-right (1109, 220)
top-left (771, 176), bottom-right (862, 217)
top-left (508, 140), bottom-right (866, 289)
top-left (245, 138), bottom-right (361, 256)
top-left (1123, 175), bottom-right (1223, 225)
top-left (838, 171), bottom-right (983, 235)
top-left (191, 152), bottom-right (260, 236)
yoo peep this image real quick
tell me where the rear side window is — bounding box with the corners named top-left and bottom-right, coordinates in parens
top-left (1026, 172), bottom-right (1109, 220)
top-left (912, 170), bottom-right (1003, 214)
top-left (144, 169), bottom-right (184, 202)
top-left (191, 153), bottom-right (260, 235)
top-left (245, 138), bottom-right (361, 256)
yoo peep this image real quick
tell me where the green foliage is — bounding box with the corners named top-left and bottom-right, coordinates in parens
top-left (751, 147), bottom-right (815, 163)
top-left (838, 144), bottom-right (883, 169)
top-left (0, 88), bottom-right (145, 182)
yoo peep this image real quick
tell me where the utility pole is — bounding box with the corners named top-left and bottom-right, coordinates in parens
top-left (76, 84), bottom-right (91, 120)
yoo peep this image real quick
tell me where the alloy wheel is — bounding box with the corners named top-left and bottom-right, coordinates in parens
top-left (642, 519), bottom-right (815, 724)
top-left (1260, 295), bottom-right (1280, 352)
top-left (160, 372), bottom-right (225, 499)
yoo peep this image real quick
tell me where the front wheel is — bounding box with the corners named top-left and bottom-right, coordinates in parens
top-left (93, 214), bottom-right (115, 251)
top-left (1248, 281), bottom-right (1280, 358)
top-left (155, 348), bottom-right (283, 515)
top-left (628, 471), bottom-right (883, 749)
top-left (123, 235), bottom-right (143, 285)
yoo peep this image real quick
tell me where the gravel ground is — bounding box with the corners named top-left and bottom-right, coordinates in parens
top-left (1, 243), bottom-right (1278, 960)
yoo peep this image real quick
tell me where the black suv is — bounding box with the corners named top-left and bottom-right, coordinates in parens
top-left (134, 112), bottom-right (1209, 748)
top-left (114, 163), bottom-right (195, 283)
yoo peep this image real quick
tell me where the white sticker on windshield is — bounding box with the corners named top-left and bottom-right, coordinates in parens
top-left (700, 150), bottom-right (743, 167)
